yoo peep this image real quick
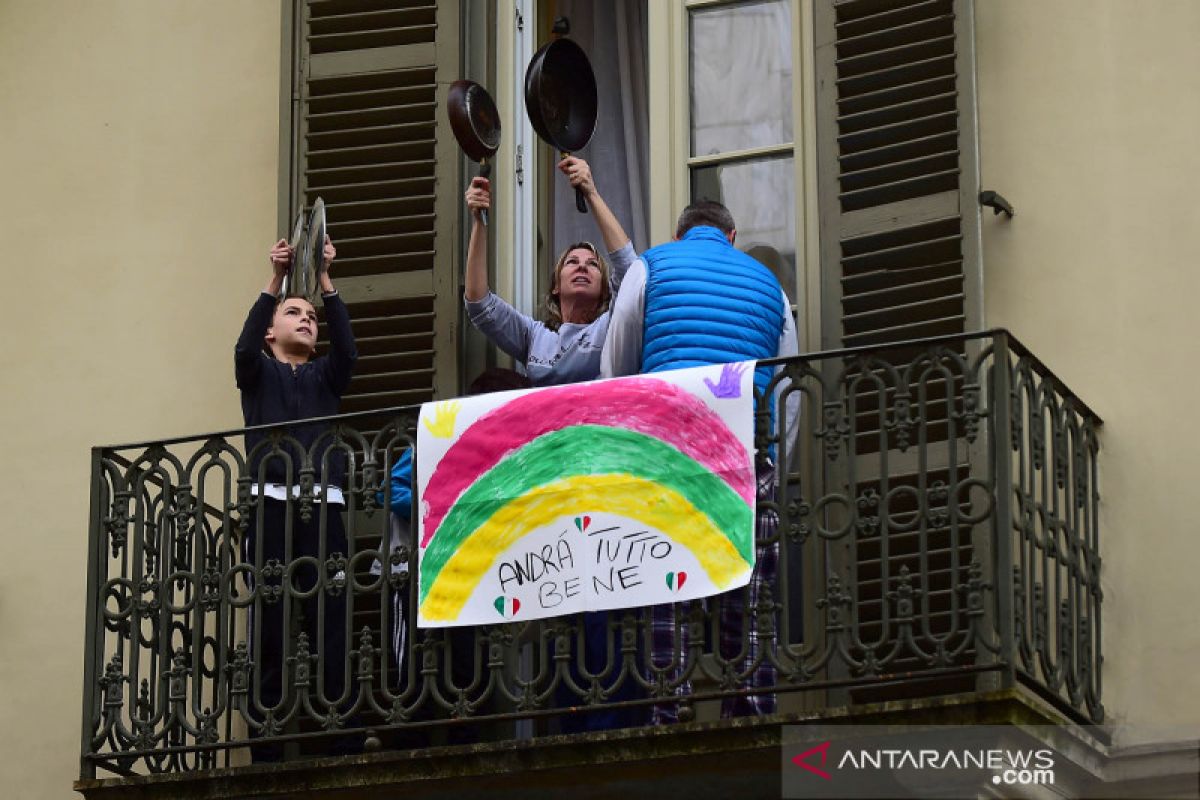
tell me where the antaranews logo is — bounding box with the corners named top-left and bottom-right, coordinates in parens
top-left (783, 726), bottom-right (1060, 799)
top-left (791, 741), bottom-right (832, 780)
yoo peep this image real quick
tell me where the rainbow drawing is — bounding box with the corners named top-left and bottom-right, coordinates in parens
top-left (416, 365), bottom-right (757, 626)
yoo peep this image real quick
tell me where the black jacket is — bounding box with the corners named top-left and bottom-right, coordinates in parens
top-left (235, 292), bottom-right (357, 489)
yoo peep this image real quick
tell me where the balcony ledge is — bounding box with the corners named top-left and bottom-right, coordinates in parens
top-left (77, 688), bottom-right (1125, 800)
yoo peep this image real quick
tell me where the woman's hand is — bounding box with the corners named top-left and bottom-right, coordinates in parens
top-left (558, 156), bottom-right (595, 198)
top-left (465, 177), bottom-right (491, 222)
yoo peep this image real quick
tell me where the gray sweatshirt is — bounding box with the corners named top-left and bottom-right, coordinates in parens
top-left (465, 242), bottom-right (636, 387)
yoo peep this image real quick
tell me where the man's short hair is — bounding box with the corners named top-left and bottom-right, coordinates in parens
top-left (675, 200), bottom-right (736, 238)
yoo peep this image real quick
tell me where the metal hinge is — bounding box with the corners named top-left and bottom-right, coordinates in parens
top-left (515, 6), bottom-right (524, 31)
top-left (516, 144), bottom-right (524, 185)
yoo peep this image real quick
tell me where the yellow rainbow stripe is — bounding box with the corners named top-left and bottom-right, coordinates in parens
top-left (419, 473), bottom-right (753, 622)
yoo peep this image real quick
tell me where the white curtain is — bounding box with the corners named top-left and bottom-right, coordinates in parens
top-left (551, 0), bottom-right (650, 258)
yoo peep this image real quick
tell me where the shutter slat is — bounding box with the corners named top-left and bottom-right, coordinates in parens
top-left (836, 53), bottom-right (956, 99)
top-left (308, 6), bottom-right (436, 35)
top-left (835, 0), bottom-right (947, 37)
top-left (306, 102), bottom-right (438, 132)
top-left (326, 231), bottom-right (435, 256)
top-left (305, 176), bottom-right (435, 203)
top-left (842, 291), bottom-right (965, 331)
top-left (839, 131), bottom-right (958, 174)
top-left (307, 83), bottom-right (433, 114)
top-left (335, 251), bottom-right (434, 277)
top-left (834, 14), bottom-right (955, 58)
top-left (841, 313), bottom-right (965, 347)
top-left (837, 110), bottom-right (957, 156)
top-left (355, 332), bottom-right (435, 358)
top-left (842, 272), bottom-right (963, 314)
top-left (835, 34), bottom-right (956, 79)
top-left (842, 227), bottom-right (962, 269)
top-left (839, 74), bottom-right (956, 116)
top-left (840, 149), bottom-right (958, 189)
top-left (841, 168), bottom-right (960, 211)
top-left (308, 142), bottom-right (435, 170)
top-left (356, 350), bottom-right (436, 372)
top-left (348, 368), bottom-right (437, 396)
top-left (315, 195), bottom-right (435, 220)
top-left (307, 159), bottom-right (435, 184)
top-left (838, 91), bottom-right (958, 133)
top-left (306, 121), bottom-right (437, 149)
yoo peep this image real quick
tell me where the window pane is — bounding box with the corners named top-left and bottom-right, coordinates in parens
top-left (690, 0), bottom-right (793, 157)
top-left (691, 156), bottom-right (797, 301)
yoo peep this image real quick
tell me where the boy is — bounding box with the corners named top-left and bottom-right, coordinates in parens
top-left (234, 235), bottom-right (357, 760)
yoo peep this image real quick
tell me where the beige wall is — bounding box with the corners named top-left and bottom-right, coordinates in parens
top-left (0, 2), bottom-right (282, 796)
top-left (975, 0), bottom-right (1200, 746)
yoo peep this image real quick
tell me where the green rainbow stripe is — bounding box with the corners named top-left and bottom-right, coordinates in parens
top-left (419, 425), bottom-right (752, 607)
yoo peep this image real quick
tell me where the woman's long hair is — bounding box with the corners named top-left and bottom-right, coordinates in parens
top-left (541, 241), bottom-right (612, 331)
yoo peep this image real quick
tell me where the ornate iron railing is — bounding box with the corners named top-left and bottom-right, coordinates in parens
top-left (79, 331), bottom-right (1102, 778)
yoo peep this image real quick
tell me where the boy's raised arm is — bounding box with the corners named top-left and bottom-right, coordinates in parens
top-left (319, 236), bottom-right (358, 395)
top-left (234, 240), bottom-right (291, 388)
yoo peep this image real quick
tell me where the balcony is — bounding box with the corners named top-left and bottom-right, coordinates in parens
top-left (76, 331), bottom-right (1103, 797)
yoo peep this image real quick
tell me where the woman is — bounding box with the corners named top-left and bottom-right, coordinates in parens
top-left (465, 157), bottom-right (642, 732)
top-left (463, 156), bottom-right (636, 386)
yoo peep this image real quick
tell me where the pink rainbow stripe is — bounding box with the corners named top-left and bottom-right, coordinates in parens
top-left (420, 377), bottom-right (752, 547)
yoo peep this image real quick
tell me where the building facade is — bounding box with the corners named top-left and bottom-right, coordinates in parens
top-left (1, 1), bottom-right (1197, 797)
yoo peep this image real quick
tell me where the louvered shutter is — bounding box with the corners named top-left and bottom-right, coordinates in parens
top-left (295, 0), bottom-right (462, 413)
top-left (816, 0), bottom-right (980, 349)
top-left (813, 0), bottom-right (984, 699)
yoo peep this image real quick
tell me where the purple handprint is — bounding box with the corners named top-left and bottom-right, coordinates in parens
top-left (703, 362), bottom-right (748, 399)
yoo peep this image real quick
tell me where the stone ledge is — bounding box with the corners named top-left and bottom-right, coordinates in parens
top-left (74, 689), bottom-right (1153, 800)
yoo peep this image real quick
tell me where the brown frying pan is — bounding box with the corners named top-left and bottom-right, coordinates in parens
top-left (447, 79), bottom-right (501, 226)
top-left (525, 36), bottom-right (598, 214)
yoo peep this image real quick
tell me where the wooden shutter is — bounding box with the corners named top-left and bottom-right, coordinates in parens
top-left (815, 0), bottom-right (980, 350)
top-left (813, 0), bottom-right (984, 700)
top-left (292, 0), bottom-right (462, 412)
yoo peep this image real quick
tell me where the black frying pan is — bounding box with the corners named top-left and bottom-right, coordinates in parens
top-left (447, 79), bottom-right (501, 226)
top-left (525, 37), bottom-right (598, 214)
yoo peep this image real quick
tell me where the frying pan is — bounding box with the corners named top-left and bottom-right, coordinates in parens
top-left (447, 79), bottom-right (501, 226)
top-left (525, 37), bottom-right (598, 214)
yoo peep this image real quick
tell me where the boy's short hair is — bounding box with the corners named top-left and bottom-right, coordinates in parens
top-left (264, 296), bottom-right (319, 357)
top-left (675, 200), bottom-right (737, 238)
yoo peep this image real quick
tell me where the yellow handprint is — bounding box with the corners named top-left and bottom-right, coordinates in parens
top-left (423, 400), bottom-right (462, 438)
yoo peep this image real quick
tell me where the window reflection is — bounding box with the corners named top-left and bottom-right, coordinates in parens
top-left (690, 0), bottom-right (794, 156)
top-left (691, 156), bottom-right (797, 301)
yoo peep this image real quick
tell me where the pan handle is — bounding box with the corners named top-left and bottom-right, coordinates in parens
top-left (478, 160), bottom-right (492, 227)
top-left (562, 151), bottom-right (589, 214)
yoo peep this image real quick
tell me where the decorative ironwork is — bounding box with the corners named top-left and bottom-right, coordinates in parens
top-left (79, 331), bottom-right (1103, 778)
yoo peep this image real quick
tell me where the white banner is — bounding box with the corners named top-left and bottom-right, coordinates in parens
top-left (415, 363), bottom-right (758, 627)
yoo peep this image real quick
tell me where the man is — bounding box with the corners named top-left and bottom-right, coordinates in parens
top-left (601, 200), bottom-right (799, 722)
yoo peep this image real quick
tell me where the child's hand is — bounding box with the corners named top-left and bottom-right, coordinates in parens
top-left (322, 235), bottom-right (336, 271)
top-left (269, 238), bottom-right (293, 276)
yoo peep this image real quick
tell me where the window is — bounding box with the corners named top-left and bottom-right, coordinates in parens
top-left (688, 0), bottom-right (798, 301)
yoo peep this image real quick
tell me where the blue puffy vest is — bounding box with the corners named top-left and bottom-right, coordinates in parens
top-left (641, 226), bottom-right (785, 400)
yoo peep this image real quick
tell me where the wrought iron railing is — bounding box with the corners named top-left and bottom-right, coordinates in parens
top-left (79, 331), bottom-right (1102, 778)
